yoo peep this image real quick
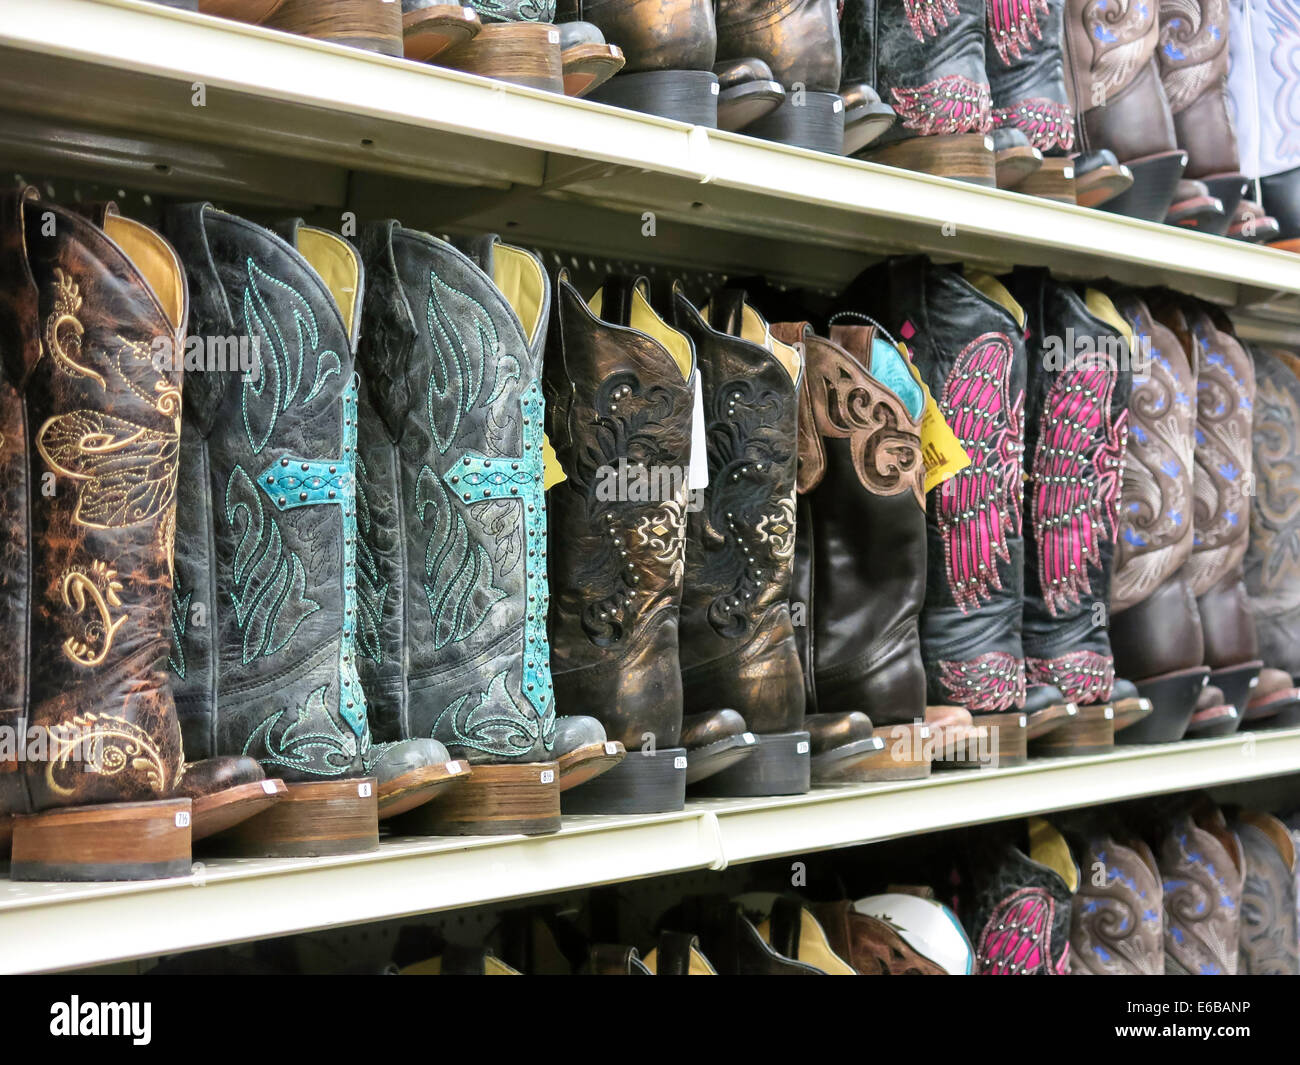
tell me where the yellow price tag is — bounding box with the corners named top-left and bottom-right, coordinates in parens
top-left (899, 343), bottom-right (970, 494)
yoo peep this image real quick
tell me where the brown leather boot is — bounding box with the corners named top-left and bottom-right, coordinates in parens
top-left (1068, 831), bottom-right (1164, 974)
top-left (1154, 801), bottom-right (1243, 975)
top-left (1233, 811), bottom-right (1299, 975)
top-left (1063, 0), bottom-right (1188, 220)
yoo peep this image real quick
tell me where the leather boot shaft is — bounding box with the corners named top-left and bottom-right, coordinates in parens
top-left (1156, 806), bottom-right (1243, 975)
top-left (546, 276), bottom-right (694, 749)
top-left (1156, 0), bottom-right (1239, 178)
top-left (1068, 833), bottom-right (1164, 974)
top-left (1110, 569), bottom-right (1205, 676)
top-left (556, 0), bottom-right (717, 71)
top-left (714, 0), bottom-right (842, 91)
top-left (987, 0), bottom-right (1077, 154)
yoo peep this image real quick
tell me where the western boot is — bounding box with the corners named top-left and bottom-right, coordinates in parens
top-left (1233, 810), bottom-right (1299, 974)
top-left (568, 0), bottom-right (724, 124)
top-left (546, 275), bottom-right (699, 812)
top-left (986, 0), bottom-right (1079, 200)
top-left (814, 893), bottom-right (974, 973)
top-left (711, 57), bottom-right (788, 132)
top-left (964, 818), bottom-right (1078, 974)
top-left (198, 0), bottom-right (289, 21)
top-left (1227, 198), bottom-right (1281, 243)
top-left (845, 0), bottom-right (998, 184)
top-left (1154, 802), bottom-right (1243, 974)
top-left (1009, 273), bottom-right (1139, 756)
top-left (1063, 0), bottom-right (1188, 220)
top-left (837, 258), bottom-right (1078, 767)
top-left (1152, 299), bottom-right (1260, 728)
top-left (1155, 0), bottom-right (1245, 232)
top-left (638, 932), bottom-right (718, 974)
top-left (713, 0), bottom-right (846, 153)
top-left (1072, 148), bottom-right (1135, 208)
top-left (352, 225), bottom-right (619, 836)
top-left (668, 289), bottom-right (811, 797)
top-left (733, 892), bottom-right (857, 972)
top-left (262, 0), bottom-right (405, 54)
top-left (400, 2), bottom-right (484, 63)
top-left (1067, 831), bottom-right (1164, 974)
top-left (1106, 290), bottom-right (1209, 742)
top-left (771, 315), bottom-right (932, 783)
top-left (658, 895), bottom-right (825, 973)
top-left (5, 198), bottom-right (281, 880)
top-left (1243, 346), bottom-right (1300, 725)
top-left (437, 1), bottom-right (569, 92)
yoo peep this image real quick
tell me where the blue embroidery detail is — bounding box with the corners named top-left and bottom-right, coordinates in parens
top-left (168, 589), bottom-right (191, 679)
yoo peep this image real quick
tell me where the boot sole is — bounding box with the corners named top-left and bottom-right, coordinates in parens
top-left (1024, 700), bottom-right (1078, 741)
top-left (11, 798), bottom-right (192, 882)
top-left (1183, 701), bottom-right (1241, 738)
top-left (995, 145), bottom-right (1043, 189)
top-left (937, 710), bottom-right (1026, 768)
top-left (1075, 162), bottom-right (1134, 208)
top-left (1110, 695), bottom-right (1155, 733)
top-left (439, 22), bottom-right (564, 94)
top-left (1164, 194), bottom-right (1226, 231)
top-left (716, 79), bottom-right (786, 132)
top-left (1115, 666), bottom-right (1209, 744)
top-left (682, 732), bottom-right (758, 785)
top-left (1208, 661), bottom-right (1263, 717)
top-left (589, 69), bottom-right (720, 126)
top-left (207, 778), bottom-right (379, 856)
top-left (843, 101), bottom-right (897, 156)
top-left (1031, 703), bottom-right (1115, 757)
top-left (746, 91), bottom-right (845, 155)
top-left (377, 760), bottom-right (471, 820)
top-left (557, 740), bottom-right (626, 792)
top-left (562, 43), bottom-right (626, 98)
top-left (562, 747), bottom-right (687, 814)
top-left (690, 730), bottom-right (811, 797)
top-left (1099, 150), bottom-right (1187, 222)
top-left (400, 762), bottom-right (561, 835)
top-left (1242, 690), bottom-right (1300, 729)
top-left (200, 0), bottom-right (287, 22)
top-left (812, 727), bottom-right (932, 783)
top-left (1199, 173), bottom-right (1248, 235)
top-left (864, 132), bottom-right (997, 187)
top-left (402, 4), bottom-right (481, 62)
top-left (192, 777), bottom-right (287, 842)
top-left (263, 0), bottom-right (403, 56)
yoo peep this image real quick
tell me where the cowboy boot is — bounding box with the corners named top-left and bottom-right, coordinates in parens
top-left (1154, 801), bottom-right (1243, 974)
top-left (814, 893), bottom-right (974, 973)
top-left (1006, 271), bottom-right (1152, 755)
top-left (352, 225), bottom-right (619, 835)
top-left (262, 0), bottom-right (404, 53)
top-left (845, 0), bottom-right (998, 184)
top-left (732, 893), bottom-right (857, 972)
top-left (986, 0), bottom-right (1079, 199)
top-left (1063, 0), bottom-right (1188, 220)
top-left (838, 0), bottom-right (903, 153)
top-left (1067, 830), bottom-right (1164, 973)
top-left (713, 0), bottom-right (846, 152)
top-left (659, 895), bottom-right (826, 973)
top-left (837, 258), bottom-right (1076, 767)
top-left (1106, 290), bottom-right (1210, 742)
top-left (546, 275), bottom-right (698, 813)
top-left (964, 818), bottom-right (1078, 974)
top-left (1153, 0), bottom-right (1244, 232)
top-left (198, 0), bottom-right (287, 20)
top-left (1243, 346), bottom-right (1300, 726)
top-left (771, 314), bottom-right (932, 783)
top-left (1149, 298), bottom-right (1260, 732)
top-left (567, 0), bottom-right (724, 123)
top-left (399, 2), bottom-right (484, 63)
top-left (667, 289), bottom-right (811, 797)
top-left (433, 0), bottom-right (572, 92)
top-left (1233, 810), bottom-right (1299, 974)
top-left (1072, 148), bottom-right (1136, 207)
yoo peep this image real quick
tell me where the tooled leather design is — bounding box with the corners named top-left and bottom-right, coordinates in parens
top-left (1184, 312), bottom-right (1253, 599)
top-left (1236, 821), bottom-right (1300, 974)
top-left (1077, 0), bottom-right (1158, 96)
top-left (1026, 651), bottom-right (1114, 704)
top-left (938, 651), bottom-right (1026, 711)
top-left (1159, 815), bottom-right (1242, 975)
top-left (1156, 0), bottom-right (1229, 114)
top-left (1069, 837), bottom-right (1164, 975)
top-left (992, 98), bottom-right (1076, 150)
top-left (470, 0), bottom-right (556, 23)
top-left (801, 333), bottom-right (925, 506)
top-left (893, 74), bottom-right (994, 133)
top-left (970, 843), bottom-right (1073, 974)
top-left (908, 0), bottom-right (960, 39)
top-left (986, 0), bottom-right (1048, 63)
top-left (1110, 297), bottom-right (1196, 613)
top-left (22, 205), bottom-right (185, 809)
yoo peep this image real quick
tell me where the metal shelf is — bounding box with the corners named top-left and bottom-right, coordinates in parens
top-left (4, 729), bottom-right (1300, 973)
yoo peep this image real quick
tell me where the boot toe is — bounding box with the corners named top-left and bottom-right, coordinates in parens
top-left (177, 756), bottom-right (267, 799)
top-left (806, 711), bottom-right (874, 756)
top-left (552, 714), bottom-right (608, 758)
top-left (365, 738), bottom-right (453, 783)
top-left (681, 709), bottom-right (748, 750)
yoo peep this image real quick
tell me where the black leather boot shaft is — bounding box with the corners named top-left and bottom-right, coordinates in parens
top-left (987, 0), bottom-right (1076, 155)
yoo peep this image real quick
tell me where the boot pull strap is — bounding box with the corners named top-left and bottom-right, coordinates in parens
top-left (66, 200), bottom-right (119, 229)
top-left (655, 931), bottom-right (698, 975)
top-left (585, 944), bottom-right (647, 975)
top-left (769, 897), bottom-right (804, 960)
top-left (0, 186), bottom-right (40, 387)
top-left (544, 270), bottom-right (582, 458)
top-left (455, 233), bottom-right (499, 277)
top-left (440, 945), bottom-right (491, 976)
top-left (709, 288), bottom-right (747, 337)
top-left (601, 273), bottom-right (650, 328)
top-left (269, 217), bottom-right (302, 247)
top-left (355, 220), bottom-right (416, 441)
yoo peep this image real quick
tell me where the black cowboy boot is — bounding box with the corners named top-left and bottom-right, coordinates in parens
top-left (667, 289), bottom-right (811, 797)
top-left (1242, 346), bottom-right (1300, 726)
top-left (1106, 290), bottom-right (1209, 742)
top-left (837, 258), bottom-right (1076, 767)
top-left (546, 275), bottom-right (700, 812)
top-left (353, 225), bottom-right (619, 835)
top-left (986, 0), bottom-right (1079, 200)
top-left (1006, 271), bottom-right (1149, 756)
top-left (1233, 810), bottom-right (1299, 975)
top-left (770, 315), bottom-right (932, 783)
top-left (847, 0), bottom-right (998, 184)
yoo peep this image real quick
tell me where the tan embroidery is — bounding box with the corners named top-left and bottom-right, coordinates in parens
top-left (45, 712), bottom-right (167, 796)
top-left (60, 561), bottom-right (126, 667)
top-left (44, 269), bottom-right (105, 387)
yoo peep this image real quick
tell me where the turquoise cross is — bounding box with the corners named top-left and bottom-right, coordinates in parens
top-left (257, 377), bottom-right (367, 739)
top-left (442, 380), bottom-right (554, 727)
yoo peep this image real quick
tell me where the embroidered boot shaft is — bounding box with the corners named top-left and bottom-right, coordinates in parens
top-left (1156, 805), bottom-right (1243, 975)
top-left (987, 0), bottom-right (1076, 154)
top-left (1234, 810), bottom-right (1299, 975)
top-left (1068, 832), bottom-right (1165, 974)
top-left (1009, 271), bottom-right (1131, 706)
top-left (1156, 0), bottom-right (1241, 182)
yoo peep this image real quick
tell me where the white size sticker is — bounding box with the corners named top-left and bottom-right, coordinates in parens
top-left (673, 755), bottom-right (688, 770)
top-left (540, 769), bottom-right (555, 784)
top-left (1104, 707), bottom-right (1114, 720)
top-left (548, 29), bottom-right (560, 43)
top-left (833, 99), bottom-right (843, 113)
top-left (870, 737), bottom-right (885, 751)
top-left (175, 811), bottom-right (191, 829)
top-left (796, 741), bottom-right (810, 755)
top-left (448, 761), bottom-right (465, 774)
top-left (1018, 715), bottom-right (1027, 728)
top-left (604, 742), bottom-right (620, 755)
top-left (464, 6), bottom-right (474, 15)
top-left (358, 782), bottom-right (373, 798)
top-left (710, 82), bottom-right (720, 95)
top-left (1249, 675), bottom-right (1260, 687)
top-left (261, 780), bottom-right (279, 795)
top-left (918, 726), bottom-right (932, 739)
top-left (1063, 168), bottom-right (1075, 179)
top-left (742, 732), bottom-right (756, 745)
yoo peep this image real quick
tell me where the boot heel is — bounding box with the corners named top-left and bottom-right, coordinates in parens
top-left (1115, 666), bottom-right (1210, 744)
top-left (557, 741), bottom-right (626, 792)
top-left (814, 724), bottom-right (932, 783)
top-left (11, 799), bottom-right (193, 882)
top-left (864, 133), bottom-right (996, 187)
top-left (1015, 156), bottom-right (1075, 203)
top-left (439, 23), bottom-right (564, 93)
top-left (589, 69), bottom-right (720, 126)
top-left (397, 762), bottom-right (561, 835)
top-left (192, 778), bottom-right (287, 842)
top-left (209, 778), bottom-right (379, 857)
top-left (1200, 174), bottom-right (1248, 236)
top-left (746, 92), bottom-right (845, 155)
top-left (1099, 150), bottom-right (1187, 222)
top-left (972, 711), bottom-right (1028, 767)
top-left (1031, 703), bottom-right (1115, 757)
top-left (1208, 661), bottom-right (1263, 717)
top-left (262, 0), bottom-right (403, 55)
top-left (562, 747), bottom-right (687, 814)
top-left (402, 3), bottom-right (482, 62)
top-left (377, 759), bottom-right (471, 820)
top-left (683, 732), bottom-right (758, 785)
top-left (690, 731), bottom-right (810, 797)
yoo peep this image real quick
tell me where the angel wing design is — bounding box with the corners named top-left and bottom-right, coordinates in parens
top-left (1032, 363), bottom-right (1127, 615)
top-left (905, 0), bottom-right (960, 41)
top-left (891, 75), bottom-right (993, 136)
top-left (36, 410), bottom-right (178, 529)
top-left (938, 651), bottom-right (1026, 712)
top-left (986, 0), bottom-right (1049, 65)
top-left (1082, 0), bottom-right (1157, 94)
top-left (992, 98), bottom-right (1076, 152)
top-left (936, 332), bottom-right (1022, 613)
top-left (976, 887), bottom-right (1065, 974)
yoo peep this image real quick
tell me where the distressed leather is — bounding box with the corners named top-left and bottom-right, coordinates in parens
top-left (1234, 811), bottom-right (1299, 975)
top-left (1009, 271), bottom-right (1131, 705)
top-left (1244, 347), bottom-right (1300, 677)
top-left (546, 276), bottom-right (694, 749)
top-left (1069, 834), bottom-right (1164, 974)
top-left (775, 318), bottom-right (927, 727)
top-left (837, 258), bottom-right (1030, 715)
top-left (714, 0), bottom-right (842, 91)
top-left (1157, 807), bottom-right (1243, 975)
top-left (987, 0), bottom-right (1076, 154)
top-left (556, 0), bottom-right (717, 71)
top-left (841, 0), bottom-right (993, 149)
top-left (669, 290), bottom-right (804, 735)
